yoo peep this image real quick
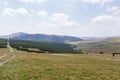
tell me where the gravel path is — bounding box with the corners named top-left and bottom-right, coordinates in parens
top-left (0, 55), bottom-right (15, 66)
top-left (0, 53), bottom-right (7, 59)
top-left (0, 38), bottom-right (15, 66)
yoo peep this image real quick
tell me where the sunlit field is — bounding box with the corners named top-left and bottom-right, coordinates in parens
top-left (0, 48), bottom-right (9, 56)
top-left (0, 49), bottom-right (120, 80)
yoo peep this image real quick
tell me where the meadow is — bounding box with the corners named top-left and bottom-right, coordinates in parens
top-left (75, 41), bottom-right (120, 53)
top-left (0, 38), bottom-right (76, 53)
top-left (0, 49), bottom-right (120, 80)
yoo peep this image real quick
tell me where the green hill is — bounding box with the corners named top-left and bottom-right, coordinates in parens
top-left (9, 39), bottom-right (77, 53)
top-left (76, 41), bottom-right (120, 53)
top-left (10, 32), bottom-right (83, 42)
top-left (0, 38), bottom-right (77, 53)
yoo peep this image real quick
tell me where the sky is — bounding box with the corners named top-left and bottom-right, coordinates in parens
top-left (0, 0), bottom-right (120, 37)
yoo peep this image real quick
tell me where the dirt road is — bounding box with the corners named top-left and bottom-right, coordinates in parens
top-left (0, 38), bottom-right (15, 66)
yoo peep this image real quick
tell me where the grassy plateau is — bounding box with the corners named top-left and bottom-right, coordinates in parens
top-left (75, 41), bottom-right (120, 53)
top-left (0, 38), bottom-right (120, 80)
top-left (0, 49), bottom-right (120, 80)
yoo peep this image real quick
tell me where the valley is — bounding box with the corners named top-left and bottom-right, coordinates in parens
top-left (1, 0), bottom-right (120, 79)
top-left (0, 34), bottom-right (120, 80)
top-left (0, 49), bottom-right (120, 80)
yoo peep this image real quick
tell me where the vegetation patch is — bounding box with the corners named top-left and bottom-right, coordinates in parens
top-left (76, 41), bottom-right (120, 53)
top-left (0, 50), bottom-right (120, 80)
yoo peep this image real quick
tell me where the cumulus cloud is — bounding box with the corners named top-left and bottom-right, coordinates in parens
top-left (91, 15), bottom-right (120, 26)
top-left (3, 1), bottom-right (8, 5)
top-left (19, 0), bottom-right (45, 3)
top-left (41, 13), bottom-right (80, 28)
top-left (50, 13), bottom-right (69, 22)
top-left (90, 15), bottom-right (120, 37)
top-left (2, 8), bottom-right (16, 16)
top-left (89, 5), bottom-right (120, 37)
top-left (36, 10), bottom-right (47, 17)
top-left (50, 13), bottom-right (80, 28)
top-left (83, 0), bottom-right (113, 4)
top-left (37, 13), bottom-right (80, 34)
top-left (17, 8), bottom-right (28, 15)
top-left (2, 8), bottom-right (28, 16)
top-left (91, 6), bottom-right (120, 26)
top-left (91, 13), bottom-right (120, 37)
top-left (107, 6), bottom-right (120, 16)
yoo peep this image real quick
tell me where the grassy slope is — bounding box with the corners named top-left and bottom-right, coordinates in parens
top-left (0, 49), bottom-right (120, 80)
top-left (0, 48), bottom-right (9, 56)
top-left (70, 37), bottom-right (120, 53)
top-left (9, 39), bottom-right (75, 53)
top-left (106, 37), bottom-right (120, 42)
top-left (76, 41), bottom-right (120, 53)
top-left (0, 38), bottom-right (76, 53)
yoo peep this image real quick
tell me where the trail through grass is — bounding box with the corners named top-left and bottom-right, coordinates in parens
top-left (0, 50), bottom-right (120, 80)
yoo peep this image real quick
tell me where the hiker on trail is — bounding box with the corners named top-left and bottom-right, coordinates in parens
top-left (86, 53), bottom-right (88, 55)
top-left (112, 53), bottom-right (115, 59)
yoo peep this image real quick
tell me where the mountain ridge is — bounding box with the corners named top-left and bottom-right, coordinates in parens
top-left (9, 32), bottom-right (83, 42)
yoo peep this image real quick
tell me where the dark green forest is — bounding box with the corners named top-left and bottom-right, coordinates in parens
top-left (0, 39), bottom-right (77, 53)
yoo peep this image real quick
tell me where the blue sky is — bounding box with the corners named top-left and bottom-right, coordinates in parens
top-left (0, 0), bottom-right (120, 37)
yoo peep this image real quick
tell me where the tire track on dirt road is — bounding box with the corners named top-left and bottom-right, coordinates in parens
top-left (0, 38), bottom-right (16, 66)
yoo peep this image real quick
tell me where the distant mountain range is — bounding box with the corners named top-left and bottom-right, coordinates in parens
top-left (8, 32), bottom-right (83, 42)
top-left (1, 32), bottom-right (120, 43)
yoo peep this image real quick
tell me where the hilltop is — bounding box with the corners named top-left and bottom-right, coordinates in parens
top-left (9, 32), bottom-right (83, 43)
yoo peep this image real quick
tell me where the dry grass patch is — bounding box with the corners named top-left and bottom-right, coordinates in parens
top-left (0, 49), bottom-right (120, 80)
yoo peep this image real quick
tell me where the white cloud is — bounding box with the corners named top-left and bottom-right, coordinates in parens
top-left (3, 1), bottom-right (8, 5)
top-left (49, 13), bottom-right (80, 28)
top-left (91, 15), bottom-right (120, 26)
top-left (92, 6), bottom-right (120, 26)
top-left (83, 0), bottom-right (101, 4)
top-left (83, 0), bottom-right (113, 4)
top-left (2, 8), bottom-right (28, 16)
top-left (91, 15), bottom-right (120, 36)
top-left (107, 6), bottom-right (120, 16)
top-left (92, 15), bottom-right (116, 24)
top-left (107, 6), bottom-right (120, 12)
top-left (50, 13), bottom-right (80, 28)
top-left (37, 13), bottom-right (80, 35)
top-left (16, 8), bottom-right (28, 15)
top-left (50, 13), bottom-right (68, 21)
top-left (36, 10), bottom-right (47, 17)
top-left (2, 8), bottom-right (16, 16)
top-left (19, 0), bottom-right (45, 3)
top-left (89, 5), bottom-right (120, 37)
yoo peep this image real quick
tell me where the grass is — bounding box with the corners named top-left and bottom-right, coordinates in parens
top-left (0, 48), bottom-right (9, 56)
top-left (0, 49), bottom-right (120, 80)
top-left (76, 41), bottom-right (120, 53)
top-left (9, 39), bottom-right (75, 53)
